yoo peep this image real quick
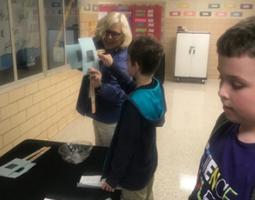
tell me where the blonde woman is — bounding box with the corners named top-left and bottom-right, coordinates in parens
top-left (87, 12), bottom-right (132, 147)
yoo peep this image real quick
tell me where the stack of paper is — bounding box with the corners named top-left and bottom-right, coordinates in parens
top-left (77, 175), bottom-right (102, 188)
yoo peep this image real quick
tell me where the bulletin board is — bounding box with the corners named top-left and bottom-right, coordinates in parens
top-left (97, 4), bottom-right (163, 40)
top-left (168, 0), bottom-right (255, 18)
top-left (129, 5), bottom-right (162, 40)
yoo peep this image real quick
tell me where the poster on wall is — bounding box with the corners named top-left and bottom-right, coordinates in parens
top-left (130, 5), bottom-right (162, 40)
top-left (97, 4), bottom-right (162, 40)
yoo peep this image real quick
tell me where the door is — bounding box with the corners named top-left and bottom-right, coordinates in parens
top-left (190, 33), bottom-right (210, 78)
top-left (174, 33), bottom-right (193, 77)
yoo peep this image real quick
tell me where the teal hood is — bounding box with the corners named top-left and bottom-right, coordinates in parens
top-left (128, 79), bottom-right (166, 125)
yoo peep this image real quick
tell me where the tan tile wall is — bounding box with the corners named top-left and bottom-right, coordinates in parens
top-left (164, 18), bottom-right (239, 79)
top-left (0, 67), bottom-right (83, 156)
top-left (1, 0), bottom-right (252, 155)
top-left (81, 0), bottom-right (254, 79)
top-left (79, 11), bottom-right (98, 37)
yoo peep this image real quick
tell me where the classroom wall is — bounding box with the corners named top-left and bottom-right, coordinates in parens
top-left (165, 18), bottom-right (238, 79)
top-left (0, 0), bottom-right (254, 155)
top-left (0, 67), bottom-right (83, 156)
top-left (165, 0), bottom-right (255, 79)
top-left (79, 0), bottom-right (255, 79)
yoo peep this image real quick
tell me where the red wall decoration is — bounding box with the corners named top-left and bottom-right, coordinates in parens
top-left (98, 4), bottom-right (162, 40)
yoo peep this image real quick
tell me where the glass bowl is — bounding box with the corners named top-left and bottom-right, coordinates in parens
top-left (58, 141), bottom-right (93, 164)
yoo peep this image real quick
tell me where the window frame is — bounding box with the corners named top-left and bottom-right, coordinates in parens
top-left (0, 0), bottom-right (67, 88)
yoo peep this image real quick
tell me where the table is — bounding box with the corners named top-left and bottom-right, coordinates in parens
top-left (0, 139), bottom-right (121, 200)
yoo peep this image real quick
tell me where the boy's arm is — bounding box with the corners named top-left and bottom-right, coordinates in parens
top-left (105, 101), bottom-right (141, 188)
top-left (96, 83), bottom-right (128, 104)
top-left (110, 62), bottom-right (136, 93)
top-left (98, 53), bottom-right (135, 93)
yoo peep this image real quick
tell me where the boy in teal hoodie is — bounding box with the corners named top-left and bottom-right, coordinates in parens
top-left (96, 35), bottom-right (166, 200)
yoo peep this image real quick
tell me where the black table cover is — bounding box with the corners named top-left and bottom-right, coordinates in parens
top-left (0, 139), bottom-right (121, 200)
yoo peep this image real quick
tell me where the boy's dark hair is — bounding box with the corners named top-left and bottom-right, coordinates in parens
top-left (217, 16), bottom-right (255, 58)
top-left (128, 35), bottom-right (164, 76)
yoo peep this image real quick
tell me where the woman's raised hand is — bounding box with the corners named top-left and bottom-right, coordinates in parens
top-left (97, 53), bottom-right (113, 67)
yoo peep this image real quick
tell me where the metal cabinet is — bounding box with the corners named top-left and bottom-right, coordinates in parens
top-left (174, 32), bottom-right (210, 83)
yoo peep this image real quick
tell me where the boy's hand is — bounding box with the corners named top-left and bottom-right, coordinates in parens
top-left (101, 180), bottom-right (115, 192)
top-left (98, 53), bottom-right (113, 67)
top-left (88, 67), bottom-right (102, 88)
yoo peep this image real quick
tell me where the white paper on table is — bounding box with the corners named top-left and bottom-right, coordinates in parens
top-left (77, 175), bottom-right (102, 188)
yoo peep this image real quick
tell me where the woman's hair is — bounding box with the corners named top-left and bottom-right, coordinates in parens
top-left (95, 12), bottom-right (132, 48)
top-left (217, 16), bottom-right (255, 58)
